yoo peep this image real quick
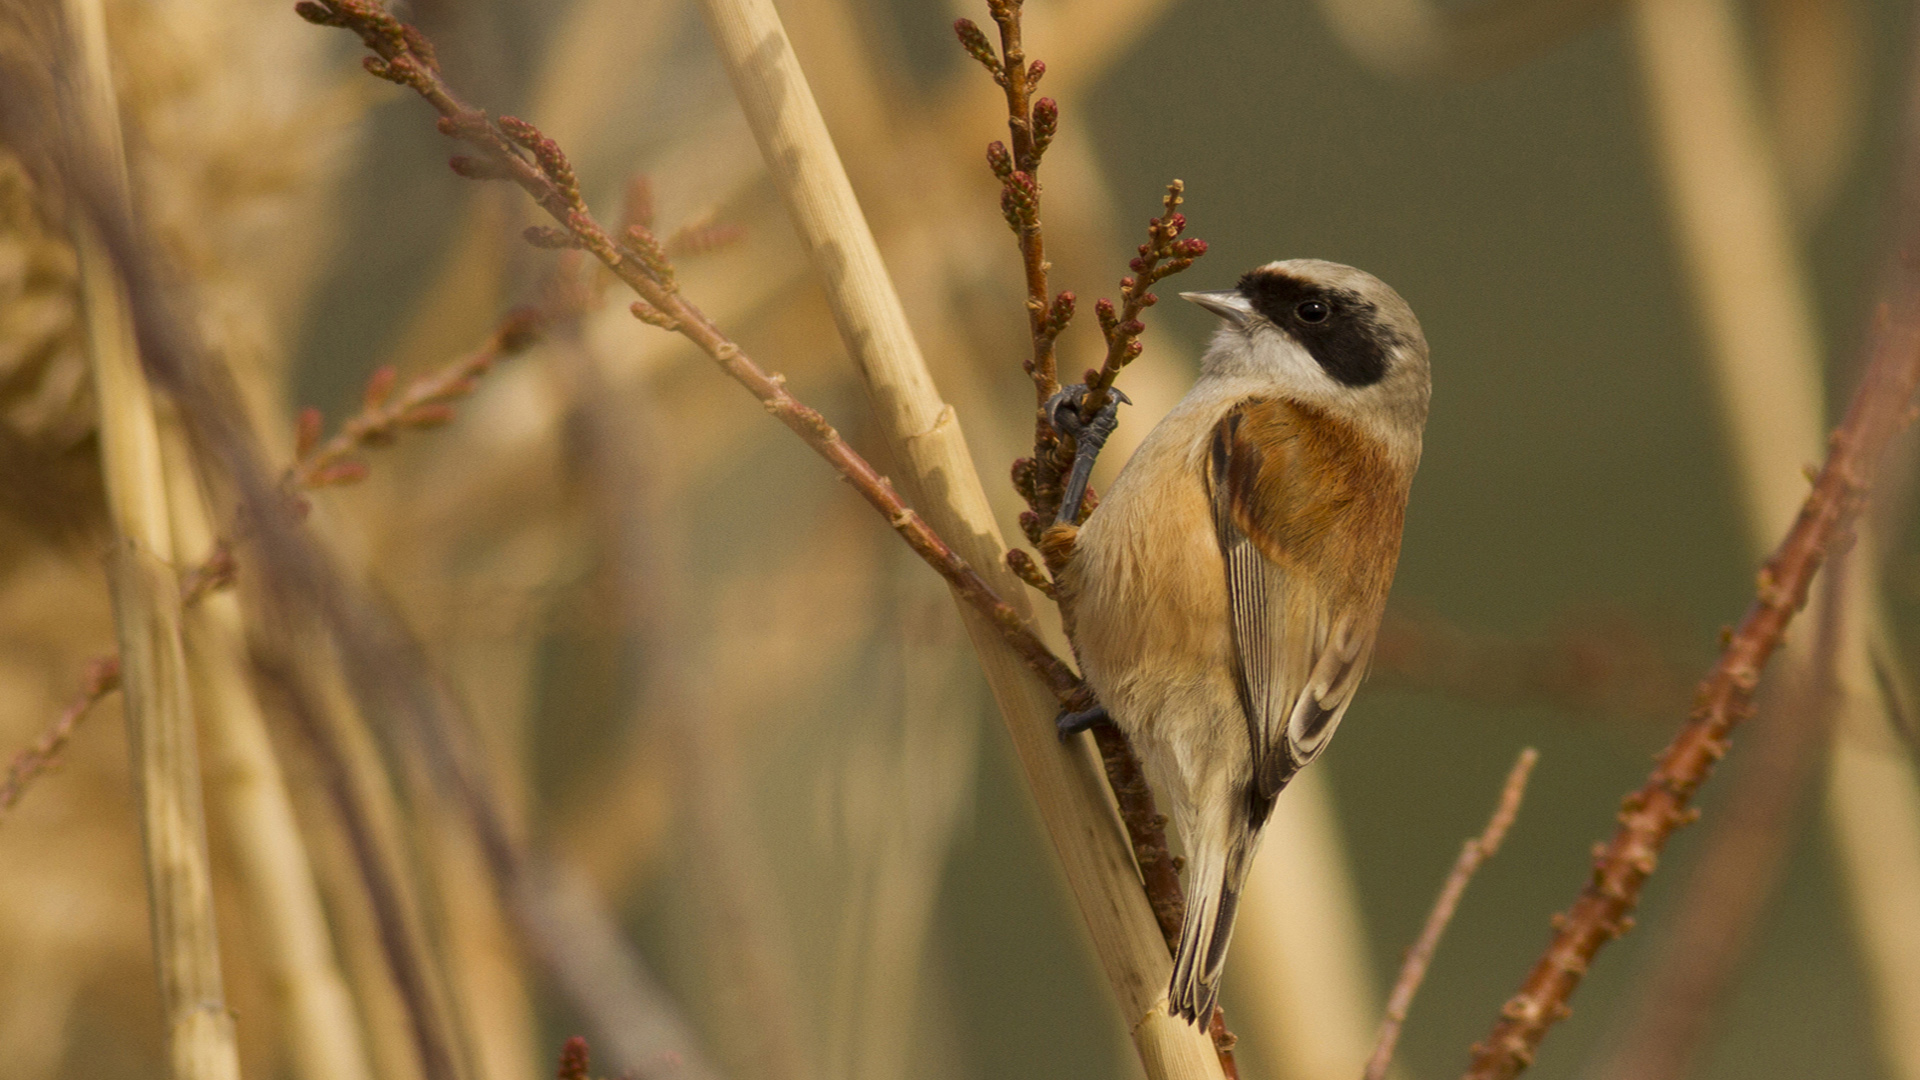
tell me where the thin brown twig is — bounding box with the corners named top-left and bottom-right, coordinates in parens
top-left (290, 307), bottom-right (545, 490)
top-left (959, 8), bottom-right (1203, 535)
top-left (1077, 182), bottom-right (1205, 421)
top-left (1461, 304), bottom-right (1920, 1078)
top-left (294, 0), bottom-right (1089, 716)
top-left (1577, 624), bottom-right (1835, 1080)
top-left (0, 655), bottom-right (122, 811)
top-left (955, 2), bottom-right (1059, 405)
top-left (1367, 747), bottom-right (1538, 1080)
top-left (1043, 182), bottom-right (1204, 524)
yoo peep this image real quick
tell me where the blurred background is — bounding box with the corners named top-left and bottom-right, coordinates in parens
top-left (4, 0), bottom-right (1920, 1078)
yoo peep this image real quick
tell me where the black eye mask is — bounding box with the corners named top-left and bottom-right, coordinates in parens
top-left (1236, 269), bottom-right (1396, 388)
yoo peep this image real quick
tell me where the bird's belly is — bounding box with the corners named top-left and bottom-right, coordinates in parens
top-left (1069, 467), bottom-right (1243, 771)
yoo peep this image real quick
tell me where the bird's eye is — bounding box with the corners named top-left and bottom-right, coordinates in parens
top-left (1295, 300), bottom-right (1330, 324)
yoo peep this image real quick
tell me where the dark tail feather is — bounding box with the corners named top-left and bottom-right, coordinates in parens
top-left (1168, 828), bottom-right (1261, 1024)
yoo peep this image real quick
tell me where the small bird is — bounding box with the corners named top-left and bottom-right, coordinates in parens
top-left (1047, 258), bottom-right (1430, 1024)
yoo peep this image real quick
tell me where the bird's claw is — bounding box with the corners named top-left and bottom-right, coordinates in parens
top-left (1048, 384), bottom-right (1130, 525)
top-left (1054, 704), bottom-right (1109, 741)
top-left (1045, 384), bottom-right (1130, 444)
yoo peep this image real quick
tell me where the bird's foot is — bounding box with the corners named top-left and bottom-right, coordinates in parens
top-left (1045, 384), bottom-right (1129, 525)
top-left (1054, 703), bottom-right (1110, 741)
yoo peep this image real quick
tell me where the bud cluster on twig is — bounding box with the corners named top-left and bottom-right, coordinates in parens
top-left (299, 0), bottom-right (1093, 716)
top-left (290, 307), bottom-right (545, 492)
top-left (956, 2), bottom-right (1226, 1068)
top-left (1079, 182), bottom-right (1206, 420)
top-left (954, 14), bottom-right (1207, 551)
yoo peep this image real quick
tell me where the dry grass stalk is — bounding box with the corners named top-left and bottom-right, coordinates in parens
top-left (158, 418), bottom-right (377, 1080)
top-left (255, 650), bottom-right (471, 1080)
top-left (691, 0), bottom-right (1222, 1072)
top-left (59, 0), bottom-right (239, 1076)
top-left (1366, 748), bottom-right (1537, 1080)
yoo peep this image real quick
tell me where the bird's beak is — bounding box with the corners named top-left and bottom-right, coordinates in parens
top-left (1180, 290), bottom-right (1254, 327)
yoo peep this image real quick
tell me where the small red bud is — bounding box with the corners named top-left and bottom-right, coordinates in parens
top-left (295, 407), bottom-right (323, 459)
top-left (309, 459), bottom-right (370, 487)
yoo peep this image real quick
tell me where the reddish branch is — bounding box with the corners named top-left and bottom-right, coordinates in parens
top-left (291, 307), bottom-right (544, 490)
top-left (955, 3), bottom-right (1059, 404)
top-left (555, 1037), bottom-right (592, 1080)
top-left (957, 7), bottom-right (1206, 537)
top-left (294, 0), bottom-right (1089, 713)
top-left (1367, 748), bottom-right (1537, 1080)
top-left (1462, 314), bottom-right (1920, 1079)
top-left (1077, 183), bottom-right (1205, 422)
top-left (0, 655), bottom-right (122, 812)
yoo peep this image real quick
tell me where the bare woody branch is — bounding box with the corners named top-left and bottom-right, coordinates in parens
top-left (1366, 747), bottom-right (1538, 1080)
top-left (1462, 311), bottom-right (1920, 1079)
top-left (958, 8), bottom-right (1206, 536)
top-left (293, 0), bottom-right (1090, 713)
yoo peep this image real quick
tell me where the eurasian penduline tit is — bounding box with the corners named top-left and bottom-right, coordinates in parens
top-left (1045, 258), bottom-right (1431, 1024)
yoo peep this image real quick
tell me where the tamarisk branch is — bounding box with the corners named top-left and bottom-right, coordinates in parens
top-left (1462, 307), bottom-right (1920, 1079)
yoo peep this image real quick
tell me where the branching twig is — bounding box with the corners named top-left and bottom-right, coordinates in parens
top-left (291, 307), bottom-right (544, 490)
top-left (1461, 307), bottom-right (1920, 1078)
top-left (1367, 747), bottom-right (1537, 1080)
top-left (1077, 182), bottom-right (1205, 422)
top-left (956, 3), bottom-right (1060, 405)
top-left (294, 0), bottom-right (1089, 714)
top-left (1042, 182), bottom-right (1204, 525)
top-left (959, 9), bottom-right (1205, 535)
top-left (0, 655), bottom-right (122, 811)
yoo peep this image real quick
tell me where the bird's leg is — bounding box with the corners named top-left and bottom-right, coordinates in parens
top-left (1047, 384), bottom-right (1129, 525)
top-left (1055, 703), bottom-right (1109, 740)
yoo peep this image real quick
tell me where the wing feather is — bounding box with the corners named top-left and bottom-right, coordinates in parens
top-left (1207, 398), bottom-right (1405, 802)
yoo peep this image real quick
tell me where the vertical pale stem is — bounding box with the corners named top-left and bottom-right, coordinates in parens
top-left (60, 1), bottom-right (240, 1077)
top-left (694, 0), bottom-right (1224, 1072)
top-left (1233, 769), bottom-right (1384, 1080)
top-left (157, 430), bottom-right (377, 1080)
top-left (1631, 1), bottom-right (1920, 1077)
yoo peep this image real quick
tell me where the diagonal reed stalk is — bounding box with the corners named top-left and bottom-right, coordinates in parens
top-left (694, 0), bottom-right (1225, 1074)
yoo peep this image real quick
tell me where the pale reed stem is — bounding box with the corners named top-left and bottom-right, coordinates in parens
top-left (60, 0), bottom-right (239, 1076)
top-left (694, 0), bottom-right (1224, 1073)
top-left (157, 419), bottom-right (377, 1080)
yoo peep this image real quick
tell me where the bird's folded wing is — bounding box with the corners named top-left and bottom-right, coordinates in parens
top-left (1207, 398), bottom-right (1384, 802)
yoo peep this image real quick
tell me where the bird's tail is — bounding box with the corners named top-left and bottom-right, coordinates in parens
top-left (1167, 819), bottom-right (1263, 1025)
